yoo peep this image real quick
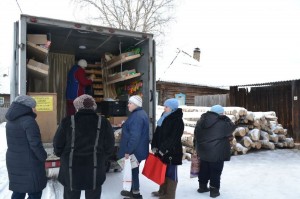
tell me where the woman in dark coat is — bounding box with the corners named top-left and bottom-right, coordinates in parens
top-left (194, 105), bottom-right (236, 198)
top-left (5, 95), bottom-right (47, 199)
top-left (53, 94), bottom-right (115, 199)
top-left (151, 98), bottom-right (184, 199)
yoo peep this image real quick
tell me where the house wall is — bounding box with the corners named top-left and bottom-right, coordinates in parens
top-left (195, 94), bottom-right (230, 106)
top-left (0, 94), bottom-right (10, 107)
top-left (230, 80), bottom-right (300, 142)
top-left (156, 81), bottom-right (229, 106)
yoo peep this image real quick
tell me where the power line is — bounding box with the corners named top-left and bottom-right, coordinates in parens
top-left (16, 0), bottom-right (23, 14)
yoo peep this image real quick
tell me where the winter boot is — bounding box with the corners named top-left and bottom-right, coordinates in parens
top-left (121, 190), bottom-right (132, 197)
top-left (210, 186), bottom-right (220, 198)
top-left (197, 183), bottom-right (209, 193)
top-left (152, 180), bottom-right (168, 197)
top-left (159, 178), bottom-right (177, 199)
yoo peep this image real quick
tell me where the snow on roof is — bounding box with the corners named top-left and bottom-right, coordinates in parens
top-left (157, 49), bottom-right (300, 88)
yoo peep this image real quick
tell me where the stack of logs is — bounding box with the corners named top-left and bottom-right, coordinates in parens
top-left (156, 105), bottom-right (295, 157)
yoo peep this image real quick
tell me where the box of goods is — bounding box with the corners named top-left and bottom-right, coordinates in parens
top-left (27, 34), bottom-right (48, 45)
top-left (109, 116), bottom-right (128, 126)
top-left (99, 101), bottom-right (127, 117)
top-left (28, 93), bottom-right (57, 143)
top-left (27, 59), bottom-right (49, 77)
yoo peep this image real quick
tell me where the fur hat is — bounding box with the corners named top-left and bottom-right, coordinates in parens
top-left (78, 59), bottom-right (87, 68)
top-left (210, 105), bottom-right (224, 114)
top-left (129, 95), bottom-right (142, 107)
top-left (14, 95), bottom-right (36, 108)
top-left (164, 98), bottom-right (179, 111)
top-left (73, 94), bottom-right (97, 111)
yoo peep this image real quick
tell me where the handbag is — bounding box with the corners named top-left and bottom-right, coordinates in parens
top-left (142, 153), bottom-right (167, 185)
top-left (123, 159), bottom-right (132, 191)
top-left (190, 152), bottom-right (200, 178)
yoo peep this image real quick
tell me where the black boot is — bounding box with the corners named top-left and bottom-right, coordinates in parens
top-left (210, 186), bottom-right (220, 198)
top-left (197, 183), bottom-right (209, 193)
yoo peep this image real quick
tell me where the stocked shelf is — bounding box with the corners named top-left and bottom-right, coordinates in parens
top-left (86, 69), bottom-right (102, 75)
top-left (106, 73), bottom-right (141, 85)
top-left (106, 54), bottom-right (141, 70)
top-left (87, 63), bottom-right (102, 68)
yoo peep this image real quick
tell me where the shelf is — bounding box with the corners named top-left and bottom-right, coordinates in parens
top-left (106, 54), bottom-right (141, 70)
top-left (86, 69), bottom-right (102, 75)
top-left (27, 41), bottom-right (48, 61)
top-left (106, 73), bottom-right (141, 85)
top-left (94, 90), bottom-right (104, 96)
top-left (93, 78), bottom-right (103, 82)
top-left (87, 64), bottom-right (102, 68)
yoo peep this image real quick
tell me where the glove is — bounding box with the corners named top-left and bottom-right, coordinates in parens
top-left (152, 147), bottom-right (158, 154)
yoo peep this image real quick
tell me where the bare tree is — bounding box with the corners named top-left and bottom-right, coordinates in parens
top-left (71, 0), bottom-right (176, 37)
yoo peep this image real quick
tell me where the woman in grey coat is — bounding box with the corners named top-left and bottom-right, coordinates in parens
top-left (5, 95), bottom-right (47, 199)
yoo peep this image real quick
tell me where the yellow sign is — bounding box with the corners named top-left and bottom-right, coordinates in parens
top-left (32, 96), bottom-right (53, 111)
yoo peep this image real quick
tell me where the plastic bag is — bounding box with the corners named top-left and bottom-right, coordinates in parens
top-left (123, 158), bottom-right (132, 191)
top-left (190, 153), bottom-right (200, 178)
top-left (142, 153), bottom-right (167, 185)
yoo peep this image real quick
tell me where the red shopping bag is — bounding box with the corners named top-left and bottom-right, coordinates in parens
top-left (142, 153), bottom-right (167, 185)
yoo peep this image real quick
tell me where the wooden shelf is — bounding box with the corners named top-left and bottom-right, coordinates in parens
top-left (93, 78), bottom-right (103, 82)
top-left (86, 69), bottom-right (102, 75)
top-left (94, 90), bottom-right (104, 96)
top-left (106, 54), bottom-right (141, 70)
top-left (27, 41), bottom-right (48, 61)
top-left (87, 64), bottom-right (102, 68)
top-left (106, 73), bottom-right (141, 85)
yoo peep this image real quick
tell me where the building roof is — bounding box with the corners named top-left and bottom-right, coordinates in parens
top-left (157, 49), bottom-right (300, 89)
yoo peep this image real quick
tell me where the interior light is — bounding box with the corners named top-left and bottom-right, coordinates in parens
top-left (79, 45), bottom-right (86, 49)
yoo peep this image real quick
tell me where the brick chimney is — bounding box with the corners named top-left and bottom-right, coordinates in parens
top-left (193, 47), bottom-right (201, 62)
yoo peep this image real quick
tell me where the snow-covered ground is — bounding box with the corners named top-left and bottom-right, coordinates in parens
top-left (1, 122), bottom-right (300, 199)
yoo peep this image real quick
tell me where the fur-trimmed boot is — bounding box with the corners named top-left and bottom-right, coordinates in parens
top-left (159, 178), bottom-right (177, 199)
top-left (210, 186), bottom-right (220, 198)
top-left (197, 183), bottom-right (209, 193)
top-left (152, 180), bottom-right (167, 197)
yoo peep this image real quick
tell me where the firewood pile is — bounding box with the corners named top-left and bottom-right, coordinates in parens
top-left (156, 105), bottom-right (295, 157)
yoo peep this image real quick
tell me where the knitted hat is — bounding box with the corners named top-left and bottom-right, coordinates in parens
top-left (129, 95), bottom-right (142, 107)
top-left (78, 59), bottom-right (87, 68)
top-left (14, 95), bottom-right (36, 108)
top-left (73, 94), bottom-right (97, 110)
top-left (210, 105), bottom-right (224, 114)
top-left (164, 98), bottom-right (179, 111)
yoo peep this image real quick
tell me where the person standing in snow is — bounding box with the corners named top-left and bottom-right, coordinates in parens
top-left (118, 95), bottom-right (150, 199)
top-left (5, 95), bottom-right (47, 199)
top-left (53, 94), bottom-right (115, 199)
top-left (194, 105), bottom-right (235, 198)
top-left (66, 59), bottom-right (94, 116)
top-left (151, 98), bottom-right (184, 199)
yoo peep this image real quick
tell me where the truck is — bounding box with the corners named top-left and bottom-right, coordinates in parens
top-left (11, 14), bottom-right (156, 174)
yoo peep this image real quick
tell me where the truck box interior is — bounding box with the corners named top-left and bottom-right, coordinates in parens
top-left (24, 16), bottom-right (153, 124)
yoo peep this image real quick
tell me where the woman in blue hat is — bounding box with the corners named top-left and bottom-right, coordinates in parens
top-left (151, 98), bottom-right (184, 199)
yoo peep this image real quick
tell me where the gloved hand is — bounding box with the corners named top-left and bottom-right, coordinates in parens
top-left (152, 147), bottom-right (158, 154)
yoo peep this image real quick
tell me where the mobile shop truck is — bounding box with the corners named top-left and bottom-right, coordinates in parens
top-left (11, 14), bottom-right (156, 174)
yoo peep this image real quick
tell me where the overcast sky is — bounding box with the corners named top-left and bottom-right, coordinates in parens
top-left (0, 0), bottom-right (300, 85)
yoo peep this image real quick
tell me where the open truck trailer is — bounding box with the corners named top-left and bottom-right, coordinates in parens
top-left (11, 14), bottom-right (156, 174)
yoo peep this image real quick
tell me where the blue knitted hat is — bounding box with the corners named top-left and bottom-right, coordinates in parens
top-left (164, 98), bottom-right (179, 111)
top-left (210, 105), bottom-right (224, 114)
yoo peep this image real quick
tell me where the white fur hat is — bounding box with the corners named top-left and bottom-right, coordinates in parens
top-left (78, 59), bottom-right (87, 68)
top-left (129, 95), bottom-right (142, 107)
